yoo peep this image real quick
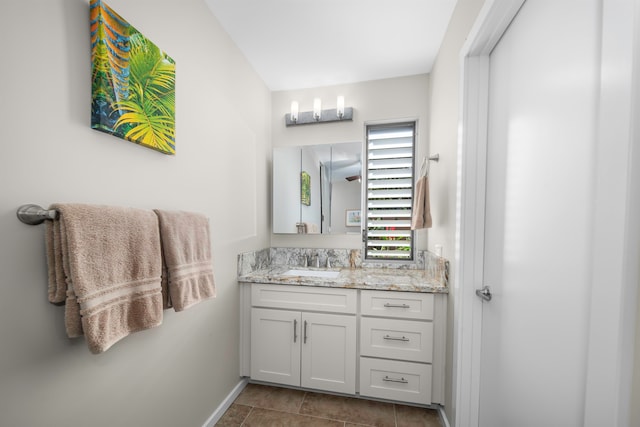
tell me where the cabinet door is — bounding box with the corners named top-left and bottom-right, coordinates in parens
top-left (301, 312), bottom-right (356, 394)
top-left (251, 308), bottom-right (301, 386)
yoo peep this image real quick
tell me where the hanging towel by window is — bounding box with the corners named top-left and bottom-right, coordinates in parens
top-left (411, 175), bottom-right (433, 229)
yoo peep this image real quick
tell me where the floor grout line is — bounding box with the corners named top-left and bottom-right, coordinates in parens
top-left (297, 390), bottom-right (307, 415)
top-left (393, 403), bottom-right (398, 427)
top-left (238, 406), bottom-right (253, 427)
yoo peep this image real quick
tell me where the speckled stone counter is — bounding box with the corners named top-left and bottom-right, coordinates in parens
top-left (237, 248), bottom-right (449, 293)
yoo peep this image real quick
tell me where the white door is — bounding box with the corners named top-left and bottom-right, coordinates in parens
top-left (250, 308), bottom-right (301, 386)
top-left (479, 1), bottom-right (599, 425)
top-left (301, 312), bottom-right (356, 394)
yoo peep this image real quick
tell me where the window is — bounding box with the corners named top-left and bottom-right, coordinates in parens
top-left (364, 122), bottom-right (415, 261)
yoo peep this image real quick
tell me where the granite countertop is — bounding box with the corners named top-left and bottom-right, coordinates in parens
top-left (238, 265), bottom-right (448, 294)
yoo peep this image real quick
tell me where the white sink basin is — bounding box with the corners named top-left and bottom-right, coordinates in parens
top-left (282, 269), bottom-right (341, 279)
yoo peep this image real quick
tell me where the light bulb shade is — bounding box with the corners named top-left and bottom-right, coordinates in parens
top-left (290, 101), bottom-right (299, 122)
top-left (313, 98), bottom-right (322, 121)
top-left (337, 96), bottom-right (345, 118)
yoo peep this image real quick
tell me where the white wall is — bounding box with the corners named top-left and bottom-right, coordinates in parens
top-left (427, 0), bottom-right (486, 423)
top-left (0, 1), bottom-right (270, 426)
top-left (271, 75), bottom-right (430, 249)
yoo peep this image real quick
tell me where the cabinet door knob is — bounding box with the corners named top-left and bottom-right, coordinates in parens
top-left (293, 319), bottom-right (298, 343)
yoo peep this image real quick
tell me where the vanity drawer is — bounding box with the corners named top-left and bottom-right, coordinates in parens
top-left (360, 290), bottom-right (434, 320)
top-left (359, 357), bottom-right (432, 405)
top-left (360, 317), bottom-right (433, 363)
top-left (251, 283), bottom-right (357, 314)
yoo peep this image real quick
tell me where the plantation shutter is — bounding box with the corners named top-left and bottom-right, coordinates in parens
top-left (365, 122), bottom-right (415, 260)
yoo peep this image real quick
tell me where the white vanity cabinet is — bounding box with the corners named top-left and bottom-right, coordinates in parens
top-left (239, 282), bottom-right (447, 406)
top-left (249, 284), bottom-right (357, 394)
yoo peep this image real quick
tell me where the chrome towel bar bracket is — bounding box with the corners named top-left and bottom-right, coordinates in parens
top-left (17, 204), bottom-right (58, 225)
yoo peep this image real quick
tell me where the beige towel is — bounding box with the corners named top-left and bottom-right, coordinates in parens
top-left (154, 210), bottom-right (216, 311)
top-left (411, 176), bottom-right (432, 229)
top-left (45, 220), bottom-right (66, 305)
top-left (48, 204), bottom-right (163, 353)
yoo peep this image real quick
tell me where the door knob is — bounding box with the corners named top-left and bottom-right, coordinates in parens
top-left (476, 286), bottom-right (492, 302)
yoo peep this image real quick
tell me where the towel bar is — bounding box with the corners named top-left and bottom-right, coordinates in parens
top-left (17, 204), bottom-right (58, 225)
top-left (419, 154), bottom-right (440, 177)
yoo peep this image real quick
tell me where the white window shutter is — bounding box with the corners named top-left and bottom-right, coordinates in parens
top-left (365, 123), bottom-right (415, 260)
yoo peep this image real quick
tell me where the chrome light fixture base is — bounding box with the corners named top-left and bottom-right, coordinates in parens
top-left (285, 107), bottom-right (353, 126)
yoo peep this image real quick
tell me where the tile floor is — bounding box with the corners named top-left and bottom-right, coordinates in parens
top-left (216, 383), bottom-right (443, 427)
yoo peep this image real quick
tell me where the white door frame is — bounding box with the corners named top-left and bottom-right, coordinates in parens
top-left (453, 0), bottom-right (640, 426)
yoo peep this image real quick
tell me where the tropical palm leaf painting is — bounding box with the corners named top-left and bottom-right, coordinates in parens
top-left (90, 0), bottom-right (176, 155)
top-left (301, 171), bottom-right (311, 206)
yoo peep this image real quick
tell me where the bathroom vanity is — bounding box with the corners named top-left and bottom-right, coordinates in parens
top-left (238, 258), bottom-right (448, 407)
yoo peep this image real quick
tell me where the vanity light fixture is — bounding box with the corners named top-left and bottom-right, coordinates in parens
top-left (337, 96), bottom-right (345, 119)
top-left (284, 96), bottom-right (354, 126)
top-left (313, 98), bottom-right (322, 121)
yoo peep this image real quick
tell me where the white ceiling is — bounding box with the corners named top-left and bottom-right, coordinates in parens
top-left (204, 0), bottom-right (458, 91)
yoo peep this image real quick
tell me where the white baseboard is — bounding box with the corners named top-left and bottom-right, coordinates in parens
top-left (438, 405), bottom-right (451, 427)
top-left (202, 378), bottom-right (249, 427)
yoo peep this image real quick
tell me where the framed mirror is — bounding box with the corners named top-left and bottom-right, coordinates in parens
top-left (273, 142), bottom-right (362, 234)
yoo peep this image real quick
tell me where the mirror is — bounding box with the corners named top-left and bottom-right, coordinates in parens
top-left (273, 142), bottom-right (362, 234)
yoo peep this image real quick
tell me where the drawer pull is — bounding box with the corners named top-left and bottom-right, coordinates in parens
top-left (383, 375), bottom-right (408, 384)
top-left (384, 303), bottom-right (410, 308)
top-left (383, 334), bottom-right (409, 342)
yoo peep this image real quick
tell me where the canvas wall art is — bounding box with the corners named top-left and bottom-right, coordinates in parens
top-left (90, 0), bottom-right (176, 155)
